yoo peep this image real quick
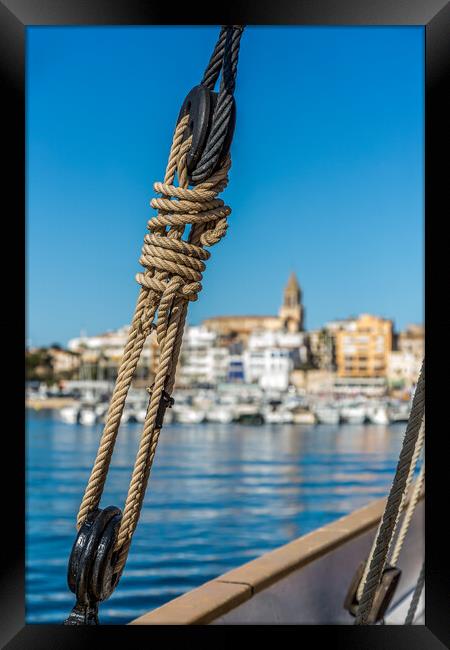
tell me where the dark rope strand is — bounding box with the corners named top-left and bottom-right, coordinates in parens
top-left (405, 562), bottom-right (425, 624)
top-left (354, 361), bottom-right (425, 624)
top-left (201, 26), bottom-right (228, 90)
top-left (192, 26), bottom-right (244, 184)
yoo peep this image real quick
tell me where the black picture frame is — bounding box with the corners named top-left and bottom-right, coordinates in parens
top-left (2, 1), bottom-right (449, 647)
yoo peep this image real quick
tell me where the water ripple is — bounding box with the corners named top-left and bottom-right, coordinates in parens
top-left (26, 412), bottom-right (405, 624)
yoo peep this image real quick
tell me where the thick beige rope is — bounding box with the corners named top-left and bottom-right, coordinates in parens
top-left (76, 117), bottom-right (192, 528)
top-left (76, 114), bottom-right (232, 575)
top-left (390, 462), bottom-right (425, 566)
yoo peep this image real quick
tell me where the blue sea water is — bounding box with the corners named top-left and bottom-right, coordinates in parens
top-left (26, 409), bottom-right (406, 624)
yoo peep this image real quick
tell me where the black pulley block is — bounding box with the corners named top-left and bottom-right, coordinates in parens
top-left (177, 84), bottom-right (212, 176)
top-left (176, 85), bottom-right (236, 183)
top-left (344, 561), bottom-right (402, 623)
top-left (64, 505), bottom-right (122, 625)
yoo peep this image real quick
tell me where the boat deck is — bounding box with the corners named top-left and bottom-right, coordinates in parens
top-left (130, 492), bottom-right (424, 625)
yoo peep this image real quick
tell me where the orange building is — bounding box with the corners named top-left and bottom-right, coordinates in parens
top-left (335, 314), bottom-right (393, 378)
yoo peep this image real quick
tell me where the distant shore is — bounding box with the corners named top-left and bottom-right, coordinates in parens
top-left (26, 397), bottom-right (76, 410)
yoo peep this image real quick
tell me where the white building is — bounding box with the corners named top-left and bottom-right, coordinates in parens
top-left (387, 350), bottom-right (422, 388)
top-left (243, 347), bottom-right (293, 391)
top-left (247, 329), bottom-right (308, 366)
top-left (178, 325), bottom-right (230, 386)
top-left (324, 318), bottom-right (356, 333)
top-left (67, 325), bottom-right (154, 379)
top-left (398, 325), bottom-right (424, 364)
top-left (68, 325), bottom-right (131, 360)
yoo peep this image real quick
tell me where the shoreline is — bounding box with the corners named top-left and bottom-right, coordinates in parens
top-left (26, 397), bottom-right (76, 410)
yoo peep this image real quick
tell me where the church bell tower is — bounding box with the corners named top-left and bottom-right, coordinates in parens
top-left (279, 272), bottom-right (304, 332)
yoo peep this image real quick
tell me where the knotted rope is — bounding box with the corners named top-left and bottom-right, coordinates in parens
top-left (76, 113), bottom-right (232, 573)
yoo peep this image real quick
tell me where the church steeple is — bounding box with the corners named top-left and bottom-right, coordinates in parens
top-left (279, 272), bottom-right (304, 332)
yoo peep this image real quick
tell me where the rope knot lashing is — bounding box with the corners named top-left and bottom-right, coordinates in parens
top-left (71, 25), bottom-right (242, 623)
top-left (136, 158), bottom-right (231, 304)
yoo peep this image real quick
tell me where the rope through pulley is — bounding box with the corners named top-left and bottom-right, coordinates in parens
top-left (64, 25), bottom-right (245, 625)
top-left (344, 361), bottom-right (425, 625)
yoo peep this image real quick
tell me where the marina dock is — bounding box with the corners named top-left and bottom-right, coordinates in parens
top-left (26, 397), bottom-right (77, 410)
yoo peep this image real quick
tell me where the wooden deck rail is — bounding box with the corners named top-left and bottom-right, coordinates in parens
top-left (130, 494), bottom-right (424, 625)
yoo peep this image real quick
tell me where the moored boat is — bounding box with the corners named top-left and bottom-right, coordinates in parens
top-left (234, 402), bottom-right (265, 425)
top-left (314, 404), bottom-right (341, 425)
top-left (263, 402), bottom-right (294, 424)
top-left (340, 403), bottom-right (367, 425)
top-left (173, 405), bottom-right (206, 424)
top-left (206, 405), bottom-right (236, 424)
top-left (78, 405), bottom-right (97, 426)
top-left (59, 404), bottom-right (79, 424)
top-left (292, 408), bottom-right (316, 424)
top-left (389, 400), bottom-right (411, 423)
top-left (366, 402), bottom-right (390, 425)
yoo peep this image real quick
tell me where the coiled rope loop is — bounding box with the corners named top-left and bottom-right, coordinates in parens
top-left (136, 160), bottom-right (231, 303)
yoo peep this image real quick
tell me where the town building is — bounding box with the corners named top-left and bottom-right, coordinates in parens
top-left (334, 314), bottom-right (393, 378)
top-left (245, 329), bottom-right (308, 389)
top-left (202, 272), bottom-right (304, 342)
top-left (177, 325), bottom-right (230, 386)
top-left (26, 346), bottom-right (80, 381)
top-left (243, 347), bottom-right (293, 391)
top-left (228, 354), bottom-right (246, 383)
top-left (387, 324), bottom-right (424, 388)
top-left (387, 351), bottom-right (421, 389)
top-left (67, 326), bottom-right (157, 382)
top-left (308, 328), bottom-right (336, 371)
top-left (247, 329), bottom-right (309, 367)
top-left (398, 324), bottom-right (424, 361)
top-left (47, 346), bottom-right (80, 377)
top-left (278, 272), bottom-right (304, 332)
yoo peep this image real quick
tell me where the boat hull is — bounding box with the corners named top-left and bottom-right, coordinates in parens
top-left (130, 493), bottom-right (424, 625)
top-left (315, 408), bottom-right (340, 425)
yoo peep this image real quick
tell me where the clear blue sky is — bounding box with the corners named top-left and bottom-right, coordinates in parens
top-left (27, 26), bottom-right (424, 347)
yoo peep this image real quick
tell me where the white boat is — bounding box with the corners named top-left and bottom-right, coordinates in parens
top-left (314, 405), bottom-right (341, 425)
top-left (173, 405), bottom-right (205, 424)
top-left (120, 405), bottom-right (138, 424)
top-left (284, 394), bottom-right (308, 411)
top-left (206, 405), bottom-right (236, 424)
top-left (79, 406), bottom-right (97, 426)
top-left (340, 404), bottom-right (367, 425)
top-left (292, 408), bottom-right (317, 425)
top-left (366, 403), bottom-right (390, 425)
top-left (59, 405), bottom-right (79, 424)
top-left (389, 401), bottom-right (411, 423)
top-left (263, 406), bottom-right (294, 424)
top-left (234, 402), bottom-right (265, 425)
top-left (134, 407), bottom-right (148, 424)
top-left (95, 403), bottom-right (108, 419)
